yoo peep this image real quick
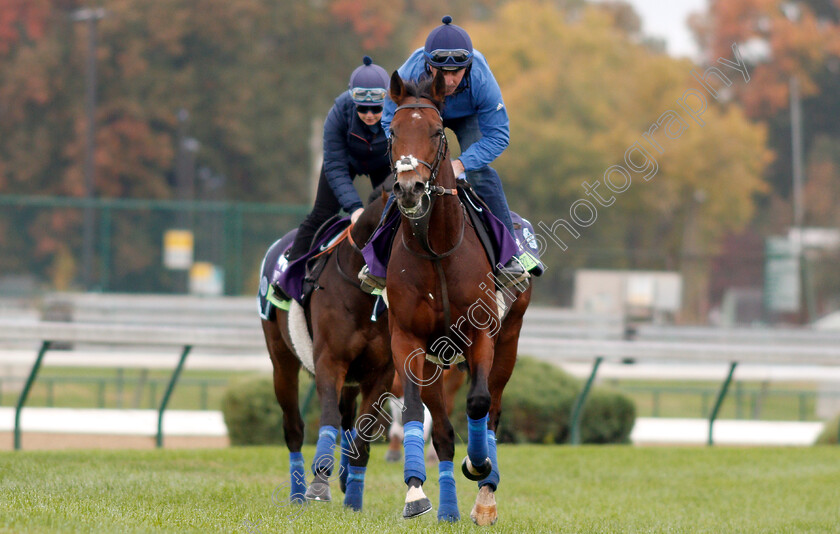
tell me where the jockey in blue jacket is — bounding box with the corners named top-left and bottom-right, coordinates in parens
top-left (360, 15), bottom-right (528, 289)
top-left (275, 56), bottom-right (391, 299)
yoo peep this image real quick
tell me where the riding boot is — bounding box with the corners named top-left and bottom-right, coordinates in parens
top-left (358, 194), bottom-right (395, 294)
top-left (496, 256), bottom-right (530, 291)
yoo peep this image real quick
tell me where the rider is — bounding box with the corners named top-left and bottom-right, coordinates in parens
top-left (359, 15), bottom-right (528, 289)
top-left (275, 56), bottom-right (391, 299)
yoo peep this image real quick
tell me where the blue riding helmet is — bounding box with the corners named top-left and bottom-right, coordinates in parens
top-left (348, 56), bottom-right (389, 105)
top-left (424, 15), bottom-right (473, 70)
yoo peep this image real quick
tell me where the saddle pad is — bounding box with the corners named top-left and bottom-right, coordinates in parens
top-left (274, 216), bottom-right (352, 304)
top-left (257, 231), bottom-right (297, 320)
top-left (511, 212), bottom-right (545, 276)
top-left (361, 184), bottom-right (539, 278)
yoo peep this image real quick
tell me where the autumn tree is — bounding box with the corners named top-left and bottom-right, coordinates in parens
top-left (690, 0), bottom-right (840, 219)
top-left (467, 1), bottom-right (771, 315)
top-left (0, 0), bottom-right (511, 291)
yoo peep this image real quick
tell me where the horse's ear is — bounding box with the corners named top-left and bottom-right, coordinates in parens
top-left (430, 69), bottom-right (447, 103)
top-left (390, 70), bottom-right (406, 105)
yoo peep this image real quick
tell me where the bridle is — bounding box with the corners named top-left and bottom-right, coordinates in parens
top-left (389, 99), bottom-right (463, 260)
top-left (389, 101), bottom-right (456, 211)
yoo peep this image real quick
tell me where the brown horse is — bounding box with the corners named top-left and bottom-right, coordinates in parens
top-left (385, 70), bottom-right (532, 525)
top-left (261, 190), bottom-right (395, 511)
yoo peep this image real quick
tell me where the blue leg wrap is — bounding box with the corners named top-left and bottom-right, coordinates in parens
top-left (403, 420), bottom-right (426, 484)
top-left (312, 425), bottom-right (339, 476)
top-left (478, 430), bottom-right (500, 491)
top-left (339, 428), bottom-right (356, 490)
top-left (467, 415), bottom-right (489, 467)
top-left (437, 461), bottom-right (460, 522)
top-left (289, 451), bottom-right (306, 503)
top-left (343, 465), bottom-right (366, 511)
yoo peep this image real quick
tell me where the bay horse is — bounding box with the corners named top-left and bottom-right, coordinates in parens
top-left (385, 70), bottom-right (532, 525)
top-left (261, 189), bottom-right (395, 512)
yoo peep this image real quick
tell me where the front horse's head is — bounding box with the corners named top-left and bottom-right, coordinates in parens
top-left (388, 70), bottom-right (448, 217)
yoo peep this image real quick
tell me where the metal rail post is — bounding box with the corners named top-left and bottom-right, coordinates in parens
top-left (157, 345), bottom-right (192, 448)
top-left (14, 341), bottom-right (51, 450)
top-left (708, 362), bottom-right (737, 446)
top-left (570, 357), bottom-right (603, 445)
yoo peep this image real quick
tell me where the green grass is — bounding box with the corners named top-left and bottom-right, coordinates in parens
top-left (2, 445), bottom-right (840, 533)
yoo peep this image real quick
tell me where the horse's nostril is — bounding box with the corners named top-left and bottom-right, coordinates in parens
top-left (393, 182), bottom-right (402, 195)
top-left (412, 181), bottom-right (425, 194)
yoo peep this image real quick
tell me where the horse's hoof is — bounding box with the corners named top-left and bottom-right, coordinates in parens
top-left (461, 456), bottom-right (492, 481)
top-left (470, 486), bottom-right (498, 526)
top-left (403, 498), bottom-right (432, 519)
top-left (304, 481), bottom-right (331, 502)
top-left (385, 449), bottom-right (402, 463)
top-left (403, 486), bottom-right (433, 519)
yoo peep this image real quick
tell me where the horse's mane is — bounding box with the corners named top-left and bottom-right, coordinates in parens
top-left (402, 76), bottom-right (445, 112)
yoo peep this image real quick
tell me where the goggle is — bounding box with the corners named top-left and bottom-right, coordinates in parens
top-left (349, 87), bottom-right (387, 104)
top-left (356, 105), bottom-right (383, 114)
top-left (425, 48), bottom-right (472, 66)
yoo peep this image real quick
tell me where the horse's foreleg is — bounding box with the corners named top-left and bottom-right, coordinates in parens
top-left (392, 332), bottom-right (433, 519)
top-left (342, 369), bottom-right (392, 511)
top-left (463, 333), bottom-right (494, 484)
top-left (305, 348), bottom-right (348, 503)
top-left (263, 320), bottom-right (307, 503)
top-left (420, 359), bottom-right (459, 522)
top-left (338, 386), bottom-right (359, 495)
top-left (469, 309), bottom-right (524, 527)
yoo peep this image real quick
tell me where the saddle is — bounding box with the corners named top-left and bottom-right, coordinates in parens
top-left (361, 180), bottom-right (545, 285)
top-left (259, 216), bottom-right (352, 315)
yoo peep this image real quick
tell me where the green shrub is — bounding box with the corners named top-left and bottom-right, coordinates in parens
top-left (222, 357), bottom-right (636, 447)
top-left (221, 375), bottom-right (321, 446)
top-left (451, 357), bottom-right (635, 445)
top-left (559, 390), bottom-right (636, 444)
top-left (815, 415), bottom-right (839, 445)
top-left (222, 376), bottom-right (284, 446)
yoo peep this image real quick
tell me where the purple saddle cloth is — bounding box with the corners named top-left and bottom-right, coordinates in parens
top-left (361, 184), bottom-right (544, 279)
top-left (271, 216), bottom-right (351, 303)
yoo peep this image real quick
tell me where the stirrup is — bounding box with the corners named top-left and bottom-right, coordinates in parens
top-left (267, 283), bottom-right (292, 311)
top-left (358, 265), bottom-right (385, 295)
top-left (497, 259), bottom-right (531, 291)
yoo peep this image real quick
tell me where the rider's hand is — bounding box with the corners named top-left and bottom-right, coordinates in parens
top-left (350, 208), bottom-right (364, 224)
top-left (451, 159), bottom-right (465, 177)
